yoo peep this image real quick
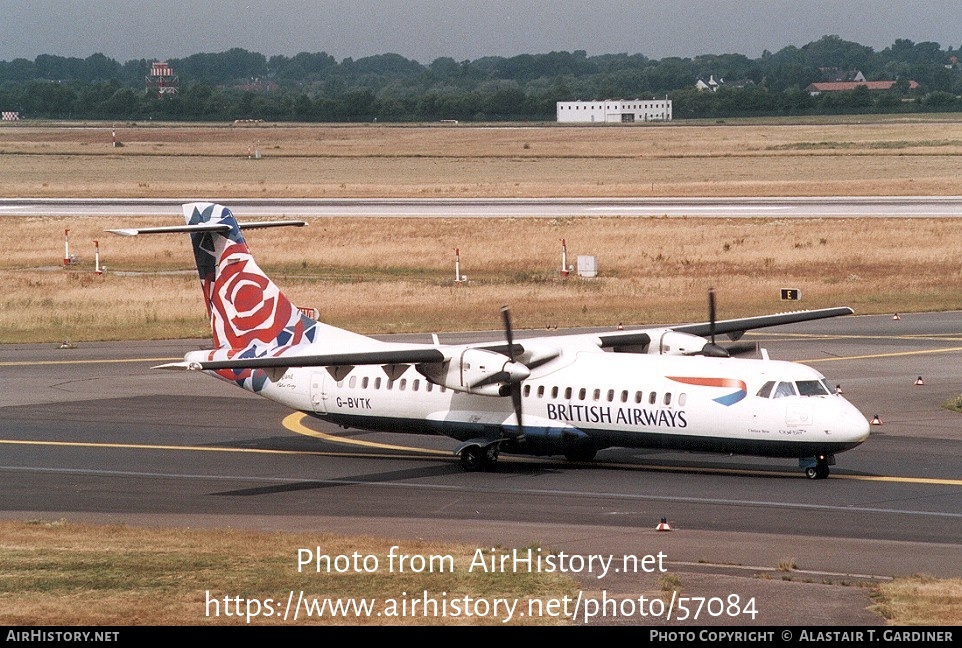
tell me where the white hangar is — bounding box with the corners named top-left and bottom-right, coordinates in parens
top-left (556, 99), bottom-right (672, 123)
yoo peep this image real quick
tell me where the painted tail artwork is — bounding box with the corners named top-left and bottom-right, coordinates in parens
top-left (184, 203), bottom-right (319, 390)
top-left (110, 202), bottom-right (329, 392)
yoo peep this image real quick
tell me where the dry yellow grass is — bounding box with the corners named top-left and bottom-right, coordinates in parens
top-left (872, 575), bottom-right (962, 625)
top-left (3, 214), bottom-right (961, 343)
top-left (3, 519), bottom-right (955, 626)
top-left (0, 519), bottom-right (575, 625)
top-left (1, 117), bottom-right (962, 198)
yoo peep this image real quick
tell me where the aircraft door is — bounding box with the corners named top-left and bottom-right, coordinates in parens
top-left (310, 372), bottom-right (329, 414)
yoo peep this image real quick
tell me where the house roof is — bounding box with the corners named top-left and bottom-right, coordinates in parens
top-left (806, 80), bottom-right (919, 92)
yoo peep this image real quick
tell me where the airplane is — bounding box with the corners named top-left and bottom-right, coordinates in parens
top-left (109, 202), bottom-right (870, 480)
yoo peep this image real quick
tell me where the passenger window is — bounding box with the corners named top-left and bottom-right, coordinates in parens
top-left (664, 393), bottom-right (672, 406)
top-left (349, 376), bottom-right (357, 389)
top-left (678, 393), bottom-right (687, 406)
top-left (773, 382), bottom-right (797, 398)
top-left (399, 379), bottom-right (407, 391)
top-left (621, 390), bottom-right (628, 403)
top-left (551, 386), bottom-right (559, 398)
top-left (362, 377), bottom-right (369, 389)
top-left (426, 382), bottom-right (433, 392)
top-left (649, 391), bottom-right (657, 405)
top-left (537, 385), bottom-right (545, 398)
top-left (593, 389), bottom-right (601, 401)
top-left (374, 377), bottom-right (382, 389)
top-left (756, 381), bottom-right (775, 398)
top-left (607, 389), bottom-right (615, 402)
top-left (523, 385), bottom-right (531, 397)
top-left (413, 379), bottom-right (420, 391)
top-left (565, 387), bottom-right (572, 399)
top-left (578, 388), bottom-right (587, 400)
top-left (635, 391), bottom-right (643, 404)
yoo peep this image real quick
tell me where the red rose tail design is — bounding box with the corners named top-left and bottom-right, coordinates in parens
top-left (184, 203), bottom-right (317, 375)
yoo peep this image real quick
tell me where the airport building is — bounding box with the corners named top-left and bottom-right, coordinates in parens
top-left (556, 99), bottom-right (672, 123)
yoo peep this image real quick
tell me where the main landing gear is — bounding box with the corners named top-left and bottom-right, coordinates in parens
top-left (458, 443), bottom-right (500, 472)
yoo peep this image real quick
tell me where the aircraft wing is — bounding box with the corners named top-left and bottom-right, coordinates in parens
top-left (155, 347), bottom-right (446, 371)
top-left (575, 306), bottom-right (854, 354)
top-left (666, 306), bottom-right (854, 341)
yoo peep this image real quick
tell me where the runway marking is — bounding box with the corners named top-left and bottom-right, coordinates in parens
top-left (283, 414), bottom-right (962, 486)
top-left (0, 437), bottom-right (446, 461)
top-left (2, 465), bottom-right (960, 523)
top-left (283, 412), bottom-right (450, 455)
top-left (3, 432), bottom-right (962, 487)
top-left (800, 346), bottom-right (962, 363)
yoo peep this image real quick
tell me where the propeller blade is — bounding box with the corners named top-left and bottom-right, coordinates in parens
top-left (501, 305), bottom-right (524, 439)
top-left (470, 370), bottom-right (511, 389)
top-left (708, 287), bottom-right (717, 345)
top-left (510, 383), bottom-right (524, 433)
top-left (500, 305), bottom-right (516, 361)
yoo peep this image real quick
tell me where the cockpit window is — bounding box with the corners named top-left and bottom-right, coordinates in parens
top-left (756, 381), bottom-right (775, 398)
top-left (797, 380), bottom-right (830, 396)
top-left (821, 379), bottom-right (836, 395)
top-left (772, 382), bottom-right (797, 398)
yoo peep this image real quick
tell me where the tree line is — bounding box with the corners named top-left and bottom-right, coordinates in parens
top-left (1, 36), bottom-right (960, 121)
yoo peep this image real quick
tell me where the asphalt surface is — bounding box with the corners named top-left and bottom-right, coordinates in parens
top-left (2, 312), bottom-right (960, 625)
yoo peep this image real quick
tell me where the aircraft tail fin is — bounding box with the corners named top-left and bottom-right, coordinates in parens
top-left (180, 202), bottom-right (317, 352)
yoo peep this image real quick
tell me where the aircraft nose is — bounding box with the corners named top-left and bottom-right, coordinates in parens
top-left (837, 400), bottom-right (871, 443)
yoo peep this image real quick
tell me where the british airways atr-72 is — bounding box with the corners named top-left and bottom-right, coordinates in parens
top-left (110, 203), bottom-right (870, 479)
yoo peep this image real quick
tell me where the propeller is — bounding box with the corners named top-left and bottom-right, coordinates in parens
top-left (700, 288), bottom-right (729, 357)
top-left (501, 305), bottom-right (525, 440)
top-left (698, 288), bottom-right (758, 358)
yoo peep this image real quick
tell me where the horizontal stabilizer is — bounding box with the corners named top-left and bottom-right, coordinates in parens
top-left (107, 221), bottom-right (306, 237)
top-left (152, 361), bottom-right (197, 370)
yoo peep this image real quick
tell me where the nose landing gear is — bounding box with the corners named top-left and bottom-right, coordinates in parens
top-left (801, 454), bottom-right (833, 480)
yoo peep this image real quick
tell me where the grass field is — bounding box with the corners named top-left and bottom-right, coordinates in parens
top-left (2, 116), bottom-right (962, 198)
top-left (1, 519), bottom-right (956, 626)
top-left (3, 213), bottom-right (961, 343)
top-left (3, 116), bottom-right (961, 343)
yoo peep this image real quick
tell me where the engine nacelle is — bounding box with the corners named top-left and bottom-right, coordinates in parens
top-left (417, 347), bottom-right (529, 396)
top-left (651, 330), bottom-right (710, 355)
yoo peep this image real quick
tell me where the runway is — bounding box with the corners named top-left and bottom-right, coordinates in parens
top-left (2, 196), bottom-right (962, 218)
top-left (2, 312), bottom-right (960, 593)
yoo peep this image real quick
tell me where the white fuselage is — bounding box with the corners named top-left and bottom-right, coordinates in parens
top-left (219, 344), bottom-right (870, 460)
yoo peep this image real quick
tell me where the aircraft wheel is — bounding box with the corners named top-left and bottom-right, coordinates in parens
top-left (459, 446), bottom-right (486, 472)
top-left (816, 464), bottom-right (830, 479)
top-left (805, 467), bottom-right (819, 480)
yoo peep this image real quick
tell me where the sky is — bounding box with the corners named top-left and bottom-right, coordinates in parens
top-left (2, 0), bottom-right (961, 64)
